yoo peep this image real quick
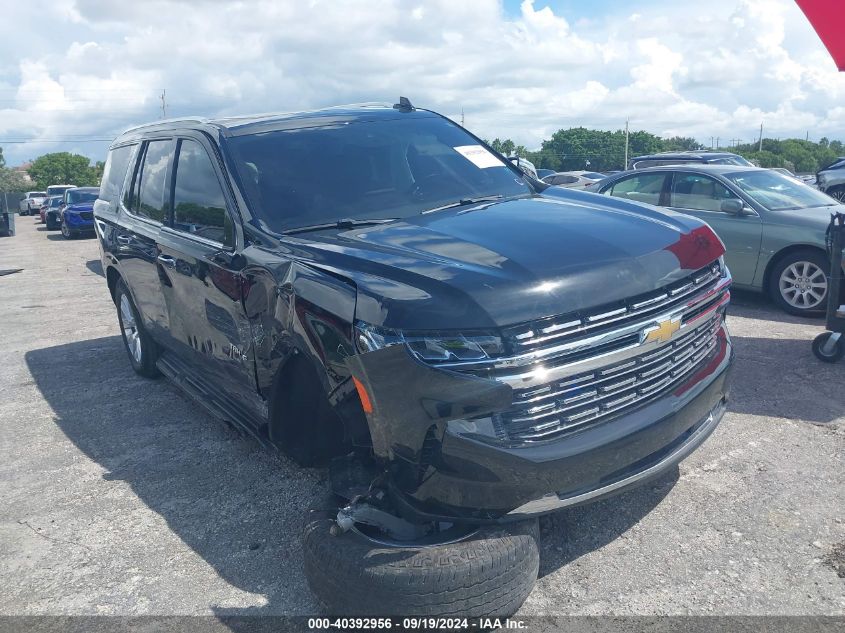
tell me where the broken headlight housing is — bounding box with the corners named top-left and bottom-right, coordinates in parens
top-left (354, 322), bottom-right (504, 364)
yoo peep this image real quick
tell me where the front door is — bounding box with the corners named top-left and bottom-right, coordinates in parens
top-left (664, 172), bottom-right (763, 285)
top-left (155, 136), bottom-right (259, 414)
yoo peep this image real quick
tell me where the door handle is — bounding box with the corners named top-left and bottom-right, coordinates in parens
top-left (116, 234), bottom-right (131, 245)
top-left (157, 254), bottom-right (177, 269)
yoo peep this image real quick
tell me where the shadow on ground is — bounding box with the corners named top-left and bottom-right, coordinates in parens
top-left (727, 334), bottom-right (845, 424)
top-left (26, 335), bottom-right (324, 617)
top-left (86, 259), bottom-right (104, 277)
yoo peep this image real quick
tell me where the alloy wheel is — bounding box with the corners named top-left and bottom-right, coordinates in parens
top-left (830, 189), bottom-right (845, 202)
top-left (778, 260), bottom-right (827, 310)
top-left (119, 294), bottom-right (143, 363)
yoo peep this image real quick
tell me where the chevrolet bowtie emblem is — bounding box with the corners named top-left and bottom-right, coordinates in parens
top-left (643, 317), bottom-right (682, 345)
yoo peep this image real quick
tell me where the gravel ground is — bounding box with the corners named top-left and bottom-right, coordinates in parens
top-left (0, 217), bottom-right (843, 617)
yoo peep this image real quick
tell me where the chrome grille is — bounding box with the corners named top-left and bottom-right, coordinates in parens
top-left (503, 262), bottom-right (723, 354)
top-left (495, 313), bottom-right (724, 443)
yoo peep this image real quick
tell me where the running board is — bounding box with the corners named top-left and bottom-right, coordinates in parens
top-left (156, 352), bottom-right (273, 450)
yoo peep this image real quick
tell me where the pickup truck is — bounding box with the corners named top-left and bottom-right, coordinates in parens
top-left (19, 191), bottom-right (46, 215)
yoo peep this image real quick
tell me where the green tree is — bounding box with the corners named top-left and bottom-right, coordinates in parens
top-left (662, 136), bottom-right (705, 151)
top-left (27, 152), bottom-right (100, 190)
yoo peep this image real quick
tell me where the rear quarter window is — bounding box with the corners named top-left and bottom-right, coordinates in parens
top-left (100, 144), bottom-right (136, 202)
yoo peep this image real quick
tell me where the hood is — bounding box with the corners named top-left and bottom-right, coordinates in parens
top-left (64, 202), bottom-right (94, 213)
top-left (766, 204), bottom-right (843, 230)
top-left (289, 194), bottom-right (724, 330)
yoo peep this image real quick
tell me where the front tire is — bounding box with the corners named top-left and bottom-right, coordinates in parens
top-left (114, 280), bottom-right (160, 378)
top-left (303, 502), bottom-right (540, 618)
top-left (60, 219), bottom-right (73, 239)
top-left (768, 249), bottom-right (829, 316)
top-left (826, 186), bottom-right (845, 203)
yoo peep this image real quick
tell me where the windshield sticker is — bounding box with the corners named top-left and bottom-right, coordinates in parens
top-left (454, 145), bottom-right (504, 169)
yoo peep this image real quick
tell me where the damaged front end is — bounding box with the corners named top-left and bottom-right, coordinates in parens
top-left (343, 260), bottom-right (734, 525)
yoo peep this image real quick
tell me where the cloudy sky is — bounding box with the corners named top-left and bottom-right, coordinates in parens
top-left (1, 0), bottom-right (843, 166)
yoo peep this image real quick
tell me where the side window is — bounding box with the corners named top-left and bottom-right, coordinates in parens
top-left (128, 140), bottom-right (173, 223)
top-left (172, 139), bottom-right (232, 246)
top-left (100, 145), bottom-right (135, 203)
top-left (551, 175), bottom-right (578, 185)
top-left (605, 173), bottom-right (666, 205)
top-left (669, 174), bottom-right (739, 212)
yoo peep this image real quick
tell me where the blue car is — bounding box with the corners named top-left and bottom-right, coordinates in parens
top-left (60, 187), bottom-right (99, 239)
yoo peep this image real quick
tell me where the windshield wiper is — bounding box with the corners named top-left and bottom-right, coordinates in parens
top-left (282, 218), bottom-right (398, 235)
top-left (421, 195), bottom-right (504, 215)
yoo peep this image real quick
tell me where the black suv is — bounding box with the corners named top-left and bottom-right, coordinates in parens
top-left (817, 156), bottom-right (845, 201)
top-left (630, 150), bottom-right (753, 170)
top-left (94, 101), bottom-right (733, 617)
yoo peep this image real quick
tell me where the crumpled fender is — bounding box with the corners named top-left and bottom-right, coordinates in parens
top-left (345, 345), bottom-right (512, 462)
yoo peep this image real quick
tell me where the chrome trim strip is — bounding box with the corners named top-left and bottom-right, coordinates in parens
top-left (438, 271), bottom-right (731, 375)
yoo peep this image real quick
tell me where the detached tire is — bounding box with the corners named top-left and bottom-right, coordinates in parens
top-left (303, 506), bottom-right (540, 618)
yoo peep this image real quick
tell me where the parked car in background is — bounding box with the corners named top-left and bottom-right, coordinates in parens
top-left (94, 103), bottom-right (732, 617)
top-left (535, 168), bottom-right (555, 180)
top-left (508, 155), bottom-right (538, 179)
top-left (590, 165), bottom-right (843, 315)
top-left (42, 196), bottom-right (64, 228)
top-left (770, 167), bottom-right (800, 181)
top-left (542, 171), bottom-right (606, 188)
top-left (19, 191), bottom-right (47, 216)
top-left (816, 156), bottom-right (845, 201)
top-left (630, 151), bottom-right (753, 170)
top-left (59, 187), bottom-right (98, 239)
top-left (46, 184), bottom-right (76, 199)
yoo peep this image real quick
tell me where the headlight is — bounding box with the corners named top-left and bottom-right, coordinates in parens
top-left (355, 322), bottom-right (504, 363)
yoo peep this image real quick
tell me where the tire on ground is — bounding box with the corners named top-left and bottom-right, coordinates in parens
top-left (302, 504), bottom-right (540, 618)
top-left (767, 248), bottom-right (829, 316)
top-left (114, 279), bottom-right (161, 378)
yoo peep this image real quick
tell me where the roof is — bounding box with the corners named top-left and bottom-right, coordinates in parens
top-left (631, 150), bottom-right (745, 161)
top-left (118, 103), bottom-right (437, 139)
top-left (630, 164), bottom-right (763, 175)
top-left (68, 186), bottom-right (99, 191)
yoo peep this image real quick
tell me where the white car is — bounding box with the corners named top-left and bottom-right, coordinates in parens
top-left (542, 171), bottom-right (606, 188)
top-left (19, 191), bottom-right (47, 216)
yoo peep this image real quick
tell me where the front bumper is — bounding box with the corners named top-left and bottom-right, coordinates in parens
top-left (65, 214), bottom-right (95, 231)
top-left (347, 324), bottom-right (733, 522)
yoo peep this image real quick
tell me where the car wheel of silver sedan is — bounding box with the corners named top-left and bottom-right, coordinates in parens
top-left (769, 249), bottom-right (829, 316)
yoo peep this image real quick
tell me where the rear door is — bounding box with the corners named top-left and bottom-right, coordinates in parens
top-left (155, 134), bottom-right (258, 410)
top-left (664, 172), bottom-right (763, 285)
top-left (113, 138), bottom-right (175, 344)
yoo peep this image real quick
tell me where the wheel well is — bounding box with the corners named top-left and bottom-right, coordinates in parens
top-left (106, 266), bottom-right (121, 304)
top-left (761, 244), bottom-right (827, 291)
top-left (268, 353), bottom-right (353, 466)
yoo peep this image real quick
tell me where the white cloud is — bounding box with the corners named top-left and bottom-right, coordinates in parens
top-left (1, 0), bottom-right (844, 165)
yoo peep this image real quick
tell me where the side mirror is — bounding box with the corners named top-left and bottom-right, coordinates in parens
top-left (720, 199), bottom-right (745, 214)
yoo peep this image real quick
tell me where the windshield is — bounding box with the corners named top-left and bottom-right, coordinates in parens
top-left (225, 115), bottom-right (531, 233)
top-left (66, 190), bottom-right (98, 204)
top-left (709, 156), bottom-right (753, 166)
top-left (727, 170), bottom-right (837, 210)
top-left (29, 192), bottom-right (46, 198)
top-left (49, 197), bottom-right (62, 207)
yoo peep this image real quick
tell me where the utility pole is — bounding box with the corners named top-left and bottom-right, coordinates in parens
top-left (806, 131), bottom-right (809, 142)
top-left (710, 136), bottom-right (714, 149)
top-left (716, 137), bottom-right (720, 150)
top-left (623, 118), bottom-right (629, 169)
top-left (160, 89), bottom-right (167, 119)
top-left (758, 122), bottom-right (763, 152)
top-left (460, 108), bottom-right (464, 128)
